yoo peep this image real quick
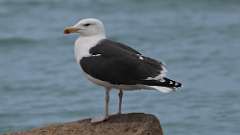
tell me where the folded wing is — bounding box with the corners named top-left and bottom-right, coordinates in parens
top-left (80, 39), bottom-right (168, 86)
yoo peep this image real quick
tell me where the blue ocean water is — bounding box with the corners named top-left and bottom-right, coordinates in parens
top-left (0, 0), bottom-right (240, 134)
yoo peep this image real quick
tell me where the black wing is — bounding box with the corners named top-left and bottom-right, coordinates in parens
top-left (100, 39), bottom-right (141, 55)
top-left (105, 39), bottom-right (165, 70)
top-left (80, 39), bottom-right (166, 85)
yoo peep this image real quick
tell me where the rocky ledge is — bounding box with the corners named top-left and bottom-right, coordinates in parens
top-left (4, 113), bottom-right (163, 135)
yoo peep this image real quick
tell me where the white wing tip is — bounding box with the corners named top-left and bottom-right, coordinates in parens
top-left (149, 86), bottom-right (175, 93)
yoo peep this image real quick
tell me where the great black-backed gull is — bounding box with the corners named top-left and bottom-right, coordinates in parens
top-left (64, 18), bottom-right (182, 122)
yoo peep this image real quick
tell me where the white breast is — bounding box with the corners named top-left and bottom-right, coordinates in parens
top-left (74, 34), bottom-right (106, 63)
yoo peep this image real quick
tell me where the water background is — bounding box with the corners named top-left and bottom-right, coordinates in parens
top-left (1, 0), bottom-right (240, 134)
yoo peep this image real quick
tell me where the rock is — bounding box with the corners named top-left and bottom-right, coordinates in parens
top-left (4, 113), bottom-right (163, 135)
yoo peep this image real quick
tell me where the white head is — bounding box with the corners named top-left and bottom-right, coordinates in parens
top-left (64, 18), bottom-right (105, 37)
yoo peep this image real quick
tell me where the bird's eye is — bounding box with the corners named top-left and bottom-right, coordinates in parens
top-left (83, 23), bottom-right (91, 26)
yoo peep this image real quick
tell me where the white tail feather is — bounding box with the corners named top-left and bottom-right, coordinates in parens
top-left (149, 86), bottom-right (174, 93)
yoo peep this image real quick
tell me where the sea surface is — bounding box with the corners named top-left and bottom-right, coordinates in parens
top-left (1, 0), bottom-right (240, 134)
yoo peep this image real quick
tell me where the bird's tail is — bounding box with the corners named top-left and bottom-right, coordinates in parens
top-left (141, 77), bottom-right (182, 93)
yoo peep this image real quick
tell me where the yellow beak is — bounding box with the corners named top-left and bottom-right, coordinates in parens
top-left (64, 27), bottom-right (80, 34)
